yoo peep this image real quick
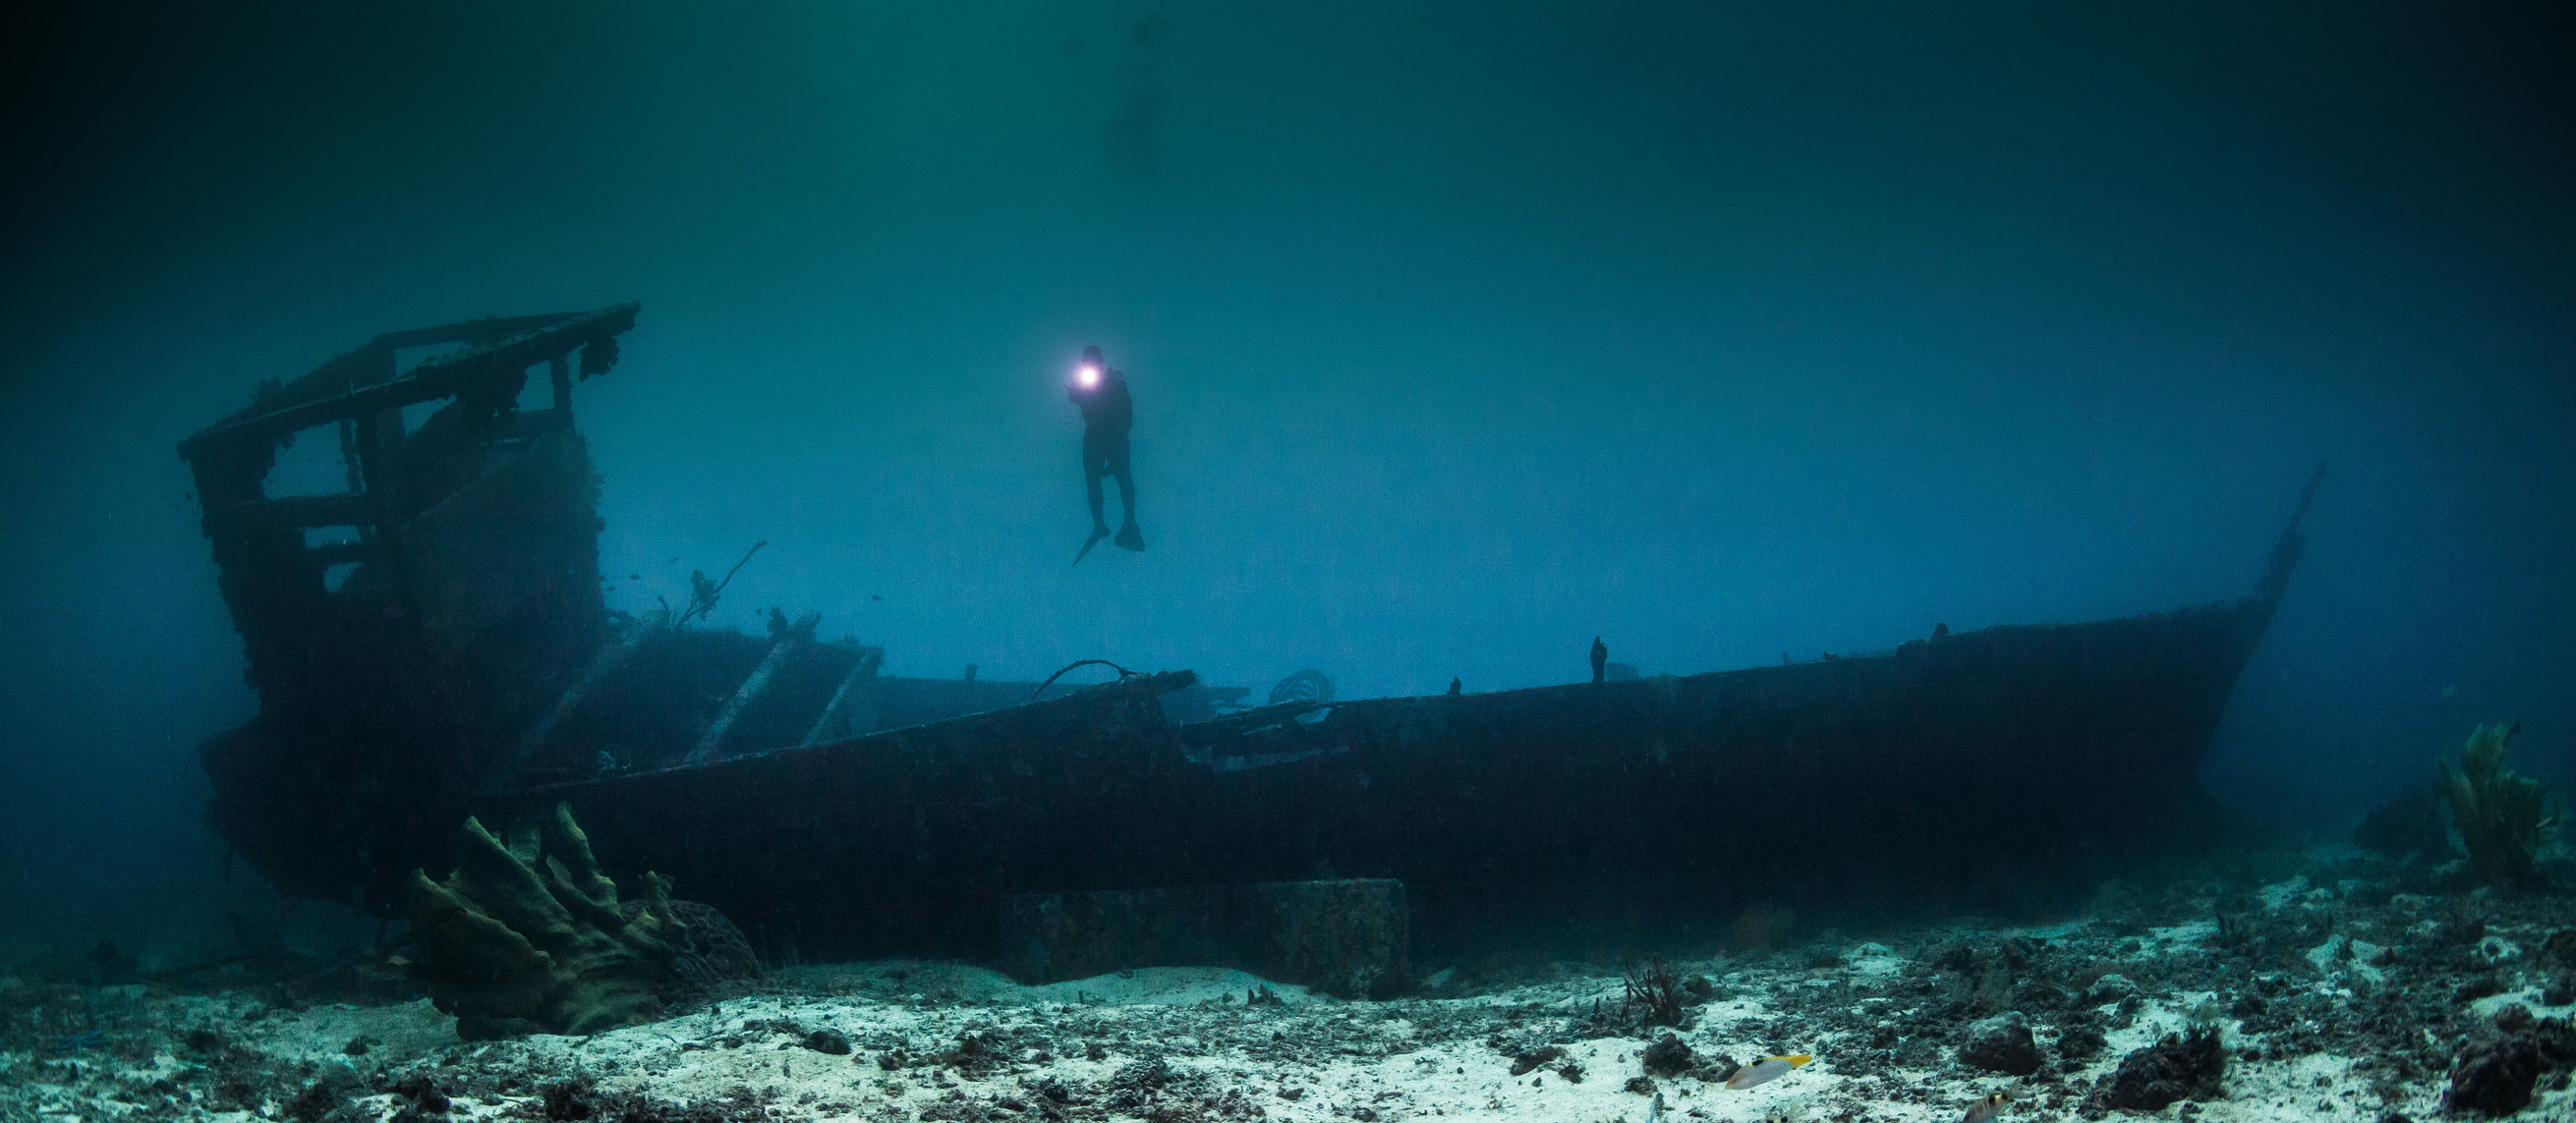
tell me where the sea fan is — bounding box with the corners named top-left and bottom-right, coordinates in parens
top-left (1623, 957), bottom-right (1687, 1028)
top-left (2439, 722), bottom-right (2556, 886)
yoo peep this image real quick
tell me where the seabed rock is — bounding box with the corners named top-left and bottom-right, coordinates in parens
top-left (404, 803), bottom-right (751, 1039)
top-left (1641, 1031), bottom-right (1694, 1077)
top-left (2091, 1027), bottom-right (2224, 1112)
top-left (1959, 1010), bottom-right (2042, 1075)
top-left (2446, 1038), bottom-right (2543, 1116)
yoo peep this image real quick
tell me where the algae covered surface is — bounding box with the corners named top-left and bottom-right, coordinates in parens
top-left (15, 844), bottom-right (2576, 1123)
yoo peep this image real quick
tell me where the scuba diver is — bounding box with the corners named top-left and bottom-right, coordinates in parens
top-left (1069, 344), bottom-right (1144, 564)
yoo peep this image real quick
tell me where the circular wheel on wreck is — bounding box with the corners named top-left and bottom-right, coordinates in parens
top-left (1268, 669), bottom-right (1334, 706)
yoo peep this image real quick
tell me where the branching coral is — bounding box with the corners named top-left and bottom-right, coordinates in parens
top-left (1623, 957), bottom-right (1687, 1028)
top-left (2439, 722), bottom-right (2557, 887)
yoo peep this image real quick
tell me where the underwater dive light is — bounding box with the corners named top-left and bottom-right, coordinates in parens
top-left (1075, 364), bottom-right (1102, 389)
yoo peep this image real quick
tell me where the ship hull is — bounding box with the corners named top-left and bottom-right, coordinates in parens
top-left (508, 593), bottom-right (2278, 961)
top-left (179, 308), bottom-right (2304, 964)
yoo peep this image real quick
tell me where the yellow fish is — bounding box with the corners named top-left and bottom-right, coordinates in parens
top-left (1724, 1054), bottom-right (1812, 1089)
top-left (1961, 1091), bottom-right (2009, 1122)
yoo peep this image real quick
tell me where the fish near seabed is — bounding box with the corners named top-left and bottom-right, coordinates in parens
top-left (1961, 1091), bottom-right (2009, 1122)
top-left (1725, 1054), bottom-right (1812, 1089)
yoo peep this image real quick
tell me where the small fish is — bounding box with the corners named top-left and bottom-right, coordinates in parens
top-left (52, 1032), bottom-right (103, 1052)
top-left (1646, 1091), bottom-right (1666, 1123)
top-left (1725, 1054), bottom-right (1811, 1089)
top-left (1961, 1091), bottom-right (2008, 1123)
top-left (870, 594), bottom-right (883, 601)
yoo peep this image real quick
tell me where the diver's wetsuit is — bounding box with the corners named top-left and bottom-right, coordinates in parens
top-left (1070, 368), bottom-right (1136, 537)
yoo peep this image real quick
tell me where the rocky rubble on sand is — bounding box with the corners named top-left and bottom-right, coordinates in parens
top-left (14, 844), bottom-right (2576, 1120)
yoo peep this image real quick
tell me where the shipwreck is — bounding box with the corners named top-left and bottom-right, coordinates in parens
top-left (183, 304), bottom-right (2313, 978)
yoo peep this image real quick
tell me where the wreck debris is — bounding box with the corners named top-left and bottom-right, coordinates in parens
top-left (677, 539), bottom-right (767, 628)
top-left (802, 644), bottom-right (887, 746)
top-left (403, 803), bottom-right (747, 1039)
top-left (1267, 669), bottom-right (1334, 706)
top-left (1033, 657), bottom-right (1144, 699)
top-left (185, 304), bottom-right (640, 909)
top-left (483, 616), bottom-right (661, 795)
top-left (689, 609), bottom-right (819, 764)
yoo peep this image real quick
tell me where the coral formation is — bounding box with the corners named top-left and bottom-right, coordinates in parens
top-left (1640, 1032), bottom-right (1694, 1077)
top-left (404, 803), bottom-right (749, 1039)
top-left (665, 899), bottom-right (762, 992)
top-left (1622, 957), bottom-right (1688, 1028)
top-left (2440, 722), bottom-right (2556, 887)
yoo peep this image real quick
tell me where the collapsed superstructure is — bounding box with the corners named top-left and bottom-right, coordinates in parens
top-left (184, 305), bottom-right (2311, 973)
top-left (183, 306), bottom-right (638, 911)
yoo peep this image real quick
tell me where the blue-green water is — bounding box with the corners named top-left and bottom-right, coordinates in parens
top-left (0, 0), bottom-right (2569, 967)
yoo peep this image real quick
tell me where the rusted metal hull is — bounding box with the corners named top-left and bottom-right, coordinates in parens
top-left (497, 591), bottom-right (2280, 962)
top-left (183, 308), bottom-right (2307, 965)
top-left (497, 671), bottom-right (1204, 956)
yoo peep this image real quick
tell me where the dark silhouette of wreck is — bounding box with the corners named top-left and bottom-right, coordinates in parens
top-left (183, 304), bottom-right (2315, 966)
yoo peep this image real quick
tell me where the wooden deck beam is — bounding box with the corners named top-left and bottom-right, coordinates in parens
top-left (687, 611), bottom-right (821, 765)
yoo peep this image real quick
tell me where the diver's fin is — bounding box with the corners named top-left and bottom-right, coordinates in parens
top-left (1073, 527), bottom-right (1111, 567)
top-left (1115, 523), bottom-right (1144, 551)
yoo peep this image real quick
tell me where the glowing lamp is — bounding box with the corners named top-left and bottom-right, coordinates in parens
top-left (1075, 364), bottom-right (1102, 389)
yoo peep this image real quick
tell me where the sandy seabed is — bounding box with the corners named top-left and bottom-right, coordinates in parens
top-left (10, 847), bottom-right (2576, 1123)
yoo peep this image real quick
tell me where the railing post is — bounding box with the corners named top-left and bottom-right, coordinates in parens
top-left (549, 354), bottom-right (573, 431)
